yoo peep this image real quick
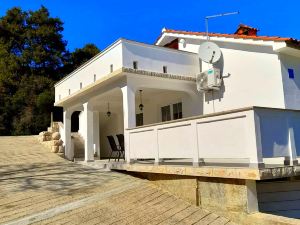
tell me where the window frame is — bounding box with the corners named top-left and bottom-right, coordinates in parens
top-left (133, 61), bottom-right (138, 70)
top-left (163, 65), bottom-right (168, 74)
top-left (160, 101), bottom-right (183, 122)
top-left (173, 102), bottom-right (183, 120)
top-left (136, 113), bottom-right (144, 126)
top-left (161, 105), bottom-right (171, 122)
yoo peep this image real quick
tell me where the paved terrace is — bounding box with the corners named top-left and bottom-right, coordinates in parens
top-left (0, 136), bottom-right (235, 225)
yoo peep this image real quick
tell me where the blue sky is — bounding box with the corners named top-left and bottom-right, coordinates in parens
top-left (1, 0), bottom-right (299, 51)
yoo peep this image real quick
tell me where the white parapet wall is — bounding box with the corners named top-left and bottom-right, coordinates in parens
top-left (126, 107), bottom-right (300, 167)
top-left (54, 39), bottom-right (199, 104)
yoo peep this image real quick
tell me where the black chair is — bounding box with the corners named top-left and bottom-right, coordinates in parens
top-left (116, 134), bottom-right (125, 160)
top-left (107, 135), bottom-right (122, 161)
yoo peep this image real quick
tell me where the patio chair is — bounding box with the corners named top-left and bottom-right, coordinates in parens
top-left (107, 135), bottom-right (122, 161)
top-left (116, 134), bottom-right (125, 160)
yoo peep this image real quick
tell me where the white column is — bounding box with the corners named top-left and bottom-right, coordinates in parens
top-left (63, 109), bottom-right (73, 160)
top-left (93, 112), bottom-right (100, 159)
top-left (246, 180), bottom-right (259, 213)
top-left (121, 85), bottom-right (136, 163)
top-left (83, 102), bottom-right (94, 162)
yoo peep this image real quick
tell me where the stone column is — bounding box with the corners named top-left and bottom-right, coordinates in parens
top-left (83, 102), bottom-right (94, 162)
top-left (63, 109), bottom-right (73, 160)
top-left (121, 85), bottom-right (136, 163)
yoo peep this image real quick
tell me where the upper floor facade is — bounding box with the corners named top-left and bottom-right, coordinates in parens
top-left (55, 25), bottom-right (300, 116)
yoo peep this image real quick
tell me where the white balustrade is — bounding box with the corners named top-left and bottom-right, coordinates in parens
top-left (126, 107), bottom-right (300, 167)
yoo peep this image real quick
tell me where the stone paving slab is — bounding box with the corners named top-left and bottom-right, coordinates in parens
top-left (0, 136), bottom-right (235, 225)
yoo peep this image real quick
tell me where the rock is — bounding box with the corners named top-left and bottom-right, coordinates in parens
top-left (58, 146), bottom-right (64, 153)
top-left (52, 132), bottom-right (60, 140)
top-left (38, 136), bottom-right (44, 142)
top-left (51, 146), bottom-right (59, 153)
top-left (39, 131), bottom-right (50, 136)
top-left (53, 139), bottom-right (63, 146)
top-left (52, 123), bottom-right (59, 132)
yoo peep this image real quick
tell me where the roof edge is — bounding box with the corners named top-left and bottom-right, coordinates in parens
top-left (156, 28), bottom-right (299, 45)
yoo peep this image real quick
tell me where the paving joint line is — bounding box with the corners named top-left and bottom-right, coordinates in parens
top-left (1, 181), bottom-right (143, 225)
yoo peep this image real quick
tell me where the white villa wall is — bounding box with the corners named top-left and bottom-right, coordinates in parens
top-left (55, 39), bottom-right (200, 106)
top-left (280, 54), bottom-right (300, 109)
top-left (122, 41), bottom-right (199, 77)
top-left (256, 108), bottom-right (300, 157)
top-left (178, 40), bottom-right (285, 114)
top-left (55, 41), bottom-right (123, 102)
top-left (137, 91), bottom-right (193, 125)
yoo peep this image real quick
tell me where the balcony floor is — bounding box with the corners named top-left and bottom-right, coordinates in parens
top-left (76, 159), bottom-right (300, 181)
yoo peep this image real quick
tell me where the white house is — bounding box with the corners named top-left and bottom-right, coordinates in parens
top-left (54, 24), bottom-right (300, 168)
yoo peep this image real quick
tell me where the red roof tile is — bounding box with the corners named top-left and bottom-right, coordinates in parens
top-left (157, 29), bottom-right (300, 45)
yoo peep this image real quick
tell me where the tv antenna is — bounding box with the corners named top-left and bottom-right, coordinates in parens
top-left (205, 11), bottom-right (239, 40)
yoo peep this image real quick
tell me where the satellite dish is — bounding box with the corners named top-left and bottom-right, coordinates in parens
top-left (198, 42), bottom-right (221, 64)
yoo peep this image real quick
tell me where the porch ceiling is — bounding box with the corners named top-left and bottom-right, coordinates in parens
top-left (90, 87), bottom-right (187, 112)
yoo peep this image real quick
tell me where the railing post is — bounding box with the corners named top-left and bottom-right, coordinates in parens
top-left (154, 127), bottom-right (162, 165)
top-left (246, 109), bottom-right (264, 168)
top-left (125, 130), bottom-right (132, 163)
top-left (285, 117), bottom-right (298, 166)
top-left (191, 121), bottom-right (201, 167)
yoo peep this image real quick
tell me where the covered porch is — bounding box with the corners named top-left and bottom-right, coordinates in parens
top-left (58, 72), bottom-right (201, 162)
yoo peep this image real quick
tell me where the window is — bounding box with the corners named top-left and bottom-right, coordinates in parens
top-left (110, 64), bottom-right (113, 73)
top-left (136, 113), bottom-right (144, 126)
top-left (288, 68), bottom-right (295, 79)
top-left (133, 61), bottom-right (138, 69)
top-left (94, 74), bottom-right (96, 82)
top-left (163, 66), bottom-right (168, 74)
top-left (161, 105), bottom-right (171, 122)
top-left (173, 102), bottom-right (182, 120)
top-left (80, 82), bottom-right (82, 89)
top-left (68, 89), bottom-right (71, 95)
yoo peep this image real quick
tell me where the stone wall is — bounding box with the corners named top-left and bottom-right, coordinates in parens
top-left (198, 177), bottom-right (248, 213)
top-left (146, 173), bottom-right (198, 205)
top-left (141, 172), bottom-right (300, 225)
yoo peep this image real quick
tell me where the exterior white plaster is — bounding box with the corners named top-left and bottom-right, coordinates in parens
top-left (55, 30), bottom-right (300, 166)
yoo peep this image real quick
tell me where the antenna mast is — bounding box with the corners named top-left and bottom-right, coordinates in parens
top-left (205, 11), bottom-right (239, 40)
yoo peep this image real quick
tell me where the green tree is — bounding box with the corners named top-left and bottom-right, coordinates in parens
top-left (65, 43), bottom-right (100, 73)
top-left (0, 6), bottom-right (100, 135)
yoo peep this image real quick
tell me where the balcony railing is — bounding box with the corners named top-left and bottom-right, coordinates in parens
top-left (126, 107), bottom-right (300, 167)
